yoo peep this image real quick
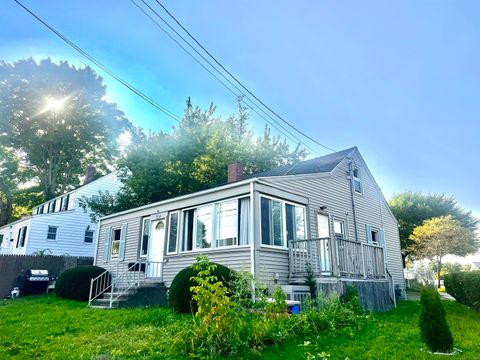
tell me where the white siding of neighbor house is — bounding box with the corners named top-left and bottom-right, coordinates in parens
top-left (0, 218), bottom-right (31, 255)
top-left (258, 149), bottom-right (405, 291)
top-left (0, 172), bottom-right (124, 257)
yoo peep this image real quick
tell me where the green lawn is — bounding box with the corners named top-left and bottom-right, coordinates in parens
top-left (1, 296), bottom-right (479, 359)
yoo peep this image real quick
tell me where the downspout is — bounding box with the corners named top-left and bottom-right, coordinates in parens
top-left (347, 159), bottom-right (359, 242)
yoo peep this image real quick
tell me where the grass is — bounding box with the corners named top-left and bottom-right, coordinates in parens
top-left (1, 296), bottom-right (479, 359)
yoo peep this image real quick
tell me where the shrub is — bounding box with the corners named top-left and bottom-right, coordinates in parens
top-left (168, 260), bottom-right (234, 314)
top-left (419, 287), bottom-right (453, 353)
top-left (444, 271), bottom-right (480, 310)
top-left (55, 265), bottom-right (107, 301)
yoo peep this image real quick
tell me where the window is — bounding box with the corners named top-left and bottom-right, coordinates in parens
top-left (49, 200), bottom-right (56, 213)
top-left (167, 212), bottom-right (179, 254)
top-left (111, 228), bottom-right (121, 258)
top-left (0, 234), bottom-right (3, 246)
top-left (371, 229), bottom-right (379, 244)
top-left (216, 200), bottom-right (237, 247)
top-left (181, 198), bottom-right (244, 252)
top-left (47, 226), bottom-right (58, 240)
top-left (39, 205), bottom-right (44, 214)
top-left (261, 196), bottom-right (306, 247)
top-left (140, 218), bottom-right (150, 257)
top-left (84, 229), bottom-right (94, 243)
top-left (62, 194), bottom-right (70, 211)
top-left (333, 220), bottom-right (345, 240)
top-left (196, 205), bottom-right (214, 249)
top-left (353, 167), bottom-right (362, 194)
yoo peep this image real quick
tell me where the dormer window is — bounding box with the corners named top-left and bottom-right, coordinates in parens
top-left (353, 167), bottom-right (362, 194)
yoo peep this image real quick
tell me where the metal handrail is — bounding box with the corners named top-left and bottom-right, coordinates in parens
top-left (109, 260), bottom-right (164, 307)
top-left (88, 262), bottom-right (118, 306)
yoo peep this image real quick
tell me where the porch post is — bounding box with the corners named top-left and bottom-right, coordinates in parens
top-left (288, 240), bottom-right (293, 280)
top-left (330, 236), bottom-right (339, 277)
top-left (361, 243), bottom-right (367, 279)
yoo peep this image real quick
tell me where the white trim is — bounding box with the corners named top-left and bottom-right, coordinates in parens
top-left (93, 219), bottom-right (102, 265)
top-left (168, 244), bottom-right (251, 257)
top-left (166, 211), bottom-right (180, 255)
top-left (100, 178), bottom-right (258, 221)
top-left (249, 182), bottom-right (255, 276)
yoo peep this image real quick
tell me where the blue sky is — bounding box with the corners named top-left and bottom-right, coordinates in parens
top-left (1, 0), bottom-right (479, 218)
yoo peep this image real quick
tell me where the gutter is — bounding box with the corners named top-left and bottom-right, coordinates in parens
top-left (100, 177), bottom-right (259, 221)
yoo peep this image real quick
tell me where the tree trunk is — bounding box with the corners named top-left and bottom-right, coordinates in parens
top-left (0, 186), bottom-right (13, 227)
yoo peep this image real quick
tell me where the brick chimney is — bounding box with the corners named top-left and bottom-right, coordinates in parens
top-left (84, 165), bottom-right (96, 185)
top-left (228, 162), bottom-right (244, 183)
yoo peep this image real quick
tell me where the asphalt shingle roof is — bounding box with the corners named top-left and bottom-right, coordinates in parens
top-left (254, 147), bottom-right (356, 178)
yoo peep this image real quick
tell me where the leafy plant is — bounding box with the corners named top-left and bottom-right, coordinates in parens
top-left (340, 285), bottom-right (364, 315)
top-left (168, 260), bottom-right (234, 314)
top-left (265, 286), bottom-right (288, 315)
top-left (419, 287), bottom-right (454, 353)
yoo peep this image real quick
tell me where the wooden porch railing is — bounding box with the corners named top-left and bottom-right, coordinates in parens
top-left (289, 237), bottom-right (386, 280)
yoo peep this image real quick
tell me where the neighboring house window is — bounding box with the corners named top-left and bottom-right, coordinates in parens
top-left (39, 205), bottom-right (44, 214)
top-left (84, 229), bottom-right (94, 243)
top-left (62, 194), bottom-right (70, 211)
top-left (0, 234), bottom-right (3, 246)
top-left (353, 167), bottom-right (362, 194)
top-left (333, 220), bottom-right (345, 240)
top-left (140, 218), bottom-right (150, 257)
top-left (47, 226), bottom-right (58, 240)
top-left (167, 212), bottom-right (179, 254)
top-left (260, 195), bottom-right (306, 247)
top-left (110, 228), bottom-right (121, 259)
top-left (49, 200), bottom-right (56, 213)
top-left (19, 226), bottom-right (27, 247)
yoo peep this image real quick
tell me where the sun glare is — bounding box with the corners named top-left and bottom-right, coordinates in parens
top-left (39, 96), bottom-right (70, 114)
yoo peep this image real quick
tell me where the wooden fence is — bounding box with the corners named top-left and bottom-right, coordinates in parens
top-left (0, 255), bottom-right (93, 298)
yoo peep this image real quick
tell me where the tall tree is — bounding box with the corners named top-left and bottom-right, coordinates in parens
top-left (0, 58), bottom-right (131, 200)
top-left (82, 98), bottom-right (307, 219)
top-left (389, 191), bottom-right (478, 265)
top-left (410, 216), bottom-right (478, 288)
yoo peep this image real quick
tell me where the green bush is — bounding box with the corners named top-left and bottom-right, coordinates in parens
top-left (419, 287), bottom-right (453, 353)
top-left (444, 271), bottom-right (480, 310)
top-left (168, 261), bottom-right (234, 314)
top-left (340, 285), bottom-right (364, 315)
top-left (55, 265), bottom-right (107, 301)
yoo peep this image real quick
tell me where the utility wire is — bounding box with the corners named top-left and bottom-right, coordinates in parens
top-left (152, 0), bottom-right (336, 153)
top-left (14, 0), bottom-right (181, 124)
top-left (132, 0), bottom-right (320, 155)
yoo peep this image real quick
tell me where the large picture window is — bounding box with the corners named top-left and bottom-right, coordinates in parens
top-left (181, 198), bottom-right (247, 252)
top-left (261, 196), bottom-right (306, 247)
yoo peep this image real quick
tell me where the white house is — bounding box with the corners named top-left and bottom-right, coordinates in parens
top-left (0, 169), bottom-right (123, 257)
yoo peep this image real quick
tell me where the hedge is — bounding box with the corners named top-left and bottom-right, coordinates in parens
top-left (168, 262), bottom-right (234, 314)
top-left (55, 265), bottom-right (108, 301)
top-left (444, 271), bottom-right (480, 310)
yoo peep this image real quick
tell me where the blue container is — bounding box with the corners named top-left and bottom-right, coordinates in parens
top-left (291, 304), bottom-right (300, 315)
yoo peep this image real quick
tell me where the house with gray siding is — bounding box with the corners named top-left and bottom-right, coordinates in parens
top-left (0, 170), bottom-right (123, 257)
top-left (90, 147), bottom-right (405, 310)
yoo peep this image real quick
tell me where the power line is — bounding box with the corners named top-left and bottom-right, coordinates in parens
top-left (131, 0), bottom-right (320, 155)
top-left (14, 0), bottom-right (181, 124)
top-left (152, 0), bottom-right (336, 153)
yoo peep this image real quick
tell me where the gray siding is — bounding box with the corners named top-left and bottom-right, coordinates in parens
top-left (260, 151), bottom-right (405, 291)
top-left (257, 248), bottom-right (289, 286)
top-left (163, 247), bottom-right (251, 287)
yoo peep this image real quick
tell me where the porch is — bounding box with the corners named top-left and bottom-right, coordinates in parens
top-left (289, 237), bottom-right (386, 282)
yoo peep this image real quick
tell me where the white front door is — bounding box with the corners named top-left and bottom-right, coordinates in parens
top-left (317, 214), bottom-right (331, 272)
top-left (147, 218), bottom-right (166, 278)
